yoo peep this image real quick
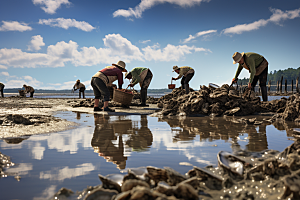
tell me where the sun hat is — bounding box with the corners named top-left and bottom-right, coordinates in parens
top-left (232, 52), bottom-right (245, 64)
top-left (112, 60), bottom-right (127, 72)
top-left (172, 66), bottom-right (179, 72)
top-left (125, 71), bottom-right (132, 78)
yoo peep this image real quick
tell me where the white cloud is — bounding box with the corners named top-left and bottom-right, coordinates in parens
top-left (1, 72), bottom-right (9, 76)
top-left (139, 40), bottom-right (151, 44)
top-left (28, 35), bottom-right (45, 51)
top-left (4, 75), bottom-right (43, 88)
top-left (142, 43), bottom-right (210, 61)
top-left (0, 65), bottom-right (7, 69)
top-left (223, 7), bottom-right (300, 34)
top-left (38, 18), bottom-right (95, 32)
top-left (182, 30), bottom-right (217, 43)
top-left (0, 48), bottom-right (51, 68)
top-left (33, 0), bottom-right (71, 14)
top-left (113, 0), bottom-right (210, 18)
top-left (0, 21), bottom-right (32, 32)
top-left (0, 34), bottom-right (210, 69)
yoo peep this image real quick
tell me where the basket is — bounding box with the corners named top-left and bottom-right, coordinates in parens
top-left (113, 88), bottom-right (134, 106)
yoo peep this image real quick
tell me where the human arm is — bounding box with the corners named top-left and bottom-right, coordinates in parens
top-left (117, 70), bottom-right (123, 89)
top-left (247, 59), bottom-right (256, 84)
top-left (233, 65), bottom-right (243, 81)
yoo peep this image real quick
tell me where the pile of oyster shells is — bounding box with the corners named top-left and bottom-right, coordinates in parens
top-left (156, 84), bottom-right (300, 121)
top-left (49, 139), bottom-right (300, 200)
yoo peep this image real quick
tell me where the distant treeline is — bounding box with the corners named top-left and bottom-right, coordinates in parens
top-left (237, 67), bottom-right (300, 85)
top-left (3, 88), bottom-right (173, 94)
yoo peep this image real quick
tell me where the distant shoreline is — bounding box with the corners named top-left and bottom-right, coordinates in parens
top-left (3, 88), bottom-right (174, 94)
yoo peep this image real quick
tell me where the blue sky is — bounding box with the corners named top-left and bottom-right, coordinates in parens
top-left (0, 0), bottom-right (300, 90)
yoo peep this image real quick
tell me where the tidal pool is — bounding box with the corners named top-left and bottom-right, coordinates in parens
top-left (0, 111), bottom-right (298, 199)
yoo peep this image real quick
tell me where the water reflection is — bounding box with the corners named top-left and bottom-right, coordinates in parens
top-left (125, 115), bottom-right (153, 152)
top-left (159, 116), bottom-right (272, 152)
top-left (92, 114), bottom-right (128, 169)
top-left (91, 114), bottom-right (154, 169)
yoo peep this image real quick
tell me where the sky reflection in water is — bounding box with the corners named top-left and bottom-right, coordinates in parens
top-left (0, 111), bottom-right (298, 199)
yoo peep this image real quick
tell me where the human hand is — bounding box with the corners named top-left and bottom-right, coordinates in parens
top-left (232, 78), bottom-right (238, 84)
top-left (248, 82), bottom-right (252, 89)
top-left (172, 77), bottom-right (176, 80)
top-left (128, 84), bottom-right (134, 87)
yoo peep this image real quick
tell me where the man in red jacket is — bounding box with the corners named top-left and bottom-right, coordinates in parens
top-left (91, 61), bottom-right (127, 112)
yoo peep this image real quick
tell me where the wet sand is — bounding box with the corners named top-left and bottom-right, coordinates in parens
top-left (0, 97), bottom-right (160, 138)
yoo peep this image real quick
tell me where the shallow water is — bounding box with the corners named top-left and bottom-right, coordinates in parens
top-left (1, 110), bottom-right (300, 199)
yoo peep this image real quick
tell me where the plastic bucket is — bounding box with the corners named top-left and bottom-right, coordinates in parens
top-left (168, 84), bottom-right (175, 89)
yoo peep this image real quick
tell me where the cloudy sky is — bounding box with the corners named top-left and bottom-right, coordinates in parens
top-left (0, 0), bottom-right (300, 90)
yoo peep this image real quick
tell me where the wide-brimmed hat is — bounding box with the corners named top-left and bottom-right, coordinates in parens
top-left (172, 65), bottom-right (179, 72)
top-left (232, 52), bottom-right (244, 64)
top-left (125, 71), bottom-right (132, 79)
top-left (112, 60), bottom-right (127, 72)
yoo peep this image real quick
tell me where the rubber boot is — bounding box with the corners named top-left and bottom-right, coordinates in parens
top-left (83, 91), bottom-right (85, 99)
top-left (261, 86), bottom-right (268, 101)
top-left (184, 84), bottom-right (189, 94)
top-left (79, 92), bottom-right (81, 98)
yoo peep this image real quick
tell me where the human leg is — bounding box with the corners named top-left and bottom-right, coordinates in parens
top-left (251, 76), bottom-right (259, 92)
top-left (258, 67), bottom-right (268, 101)
top-left (184, 72), bottom-right (194, 94)
top-left (139, 70), bottom-right (152, 106)
top-left (181, 77), bottom-right (185, 90)
top-left (91, 77), bottom-right (103, 111)
top-left (30, 92), bottom-right (34, 97)
top-left (92, 78), bottom-right (113, 112)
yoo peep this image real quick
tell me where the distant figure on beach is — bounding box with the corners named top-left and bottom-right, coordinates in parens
top-left (0, 82), bottom-right (5, 97)
top-left (73, 79), bottom-right (86, 98)
top-left (23, 84), bottom-right (35, 97)
top-left (172, 66), bottom-right (195, 94)
top-left (125, 67), bottom-right (153, 107)
top-left (91, 60), bottom-right (127, 112)
top-left (231, 52), bottom-right (268, 101)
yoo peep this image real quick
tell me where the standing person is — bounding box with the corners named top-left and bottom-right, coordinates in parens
top-left (172, 66), bottom-right (195, 94)
top-left (23, 84), bottom-right (35, 97)
top-left (73, 79), bottom-right (86, 98)
top-left (0, 82), bottom-right (5, 97)
top-left (91, 60), bottom-right (127, 112)
top-left (231, 52), bottom-right (268, 101)
top-left (125, 67), bottom-right (153, 106)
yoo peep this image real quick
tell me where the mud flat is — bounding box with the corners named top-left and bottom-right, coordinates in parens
top-left (0, 97), bottom-right (160, 138)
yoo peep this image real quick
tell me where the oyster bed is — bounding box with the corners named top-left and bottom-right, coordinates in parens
top-left (44, 139), bottom-right (300, 200)
top-left (155, 85), bottom-right (300, 122)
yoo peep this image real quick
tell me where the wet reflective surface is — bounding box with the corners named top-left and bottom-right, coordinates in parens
top-left (0, 111), bottom-right (299, 199)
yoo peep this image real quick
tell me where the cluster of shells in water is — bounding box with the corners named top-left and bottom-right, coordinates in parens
top-left (49, 139), bottom-right (300, 200)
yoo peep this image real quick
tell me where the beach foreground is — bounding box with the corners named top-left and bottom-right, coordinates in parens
top-left (1, 93), bottom-right (300, 199)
